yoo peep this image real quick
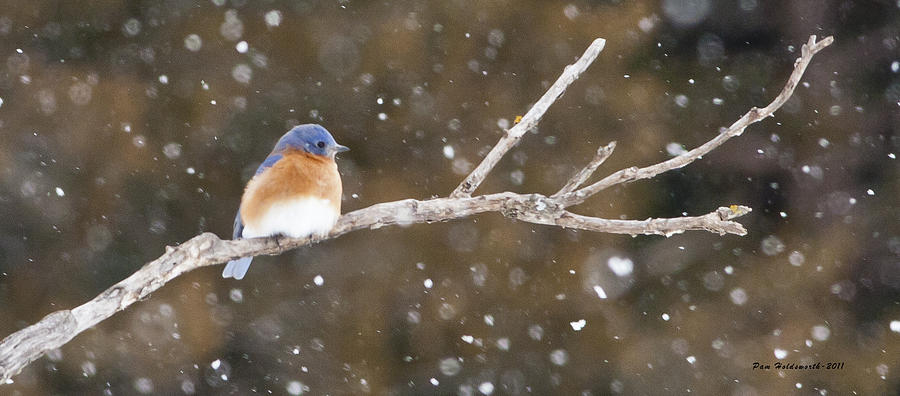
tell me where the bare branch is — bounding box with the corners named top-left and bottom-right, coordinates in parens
top-left (549, 206), bottom-right (751, 237)
top-left (552, 141), bottom-right (617, 198)
top-left (0, 36), bottom-right (832, 384)
top-left (0, 194), bottom-right (752, 383)
top-left (558, 35), bottom-right (834, 208)
top-left (451, 38), bottom-right (607, 198)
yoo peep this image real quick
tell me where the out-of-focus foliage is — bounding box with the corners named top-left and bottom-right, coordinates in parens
top-left (0, 0), bottom-right (898, 394)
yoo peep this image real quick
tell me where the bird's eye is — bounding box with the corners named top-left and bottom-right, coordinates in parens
top-left (316, 141), bottom-right (326, 149)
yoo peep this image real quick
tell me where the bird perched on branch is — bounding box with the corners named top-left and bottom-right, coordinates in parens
top-left (222, 124), bottom-right (349, 280)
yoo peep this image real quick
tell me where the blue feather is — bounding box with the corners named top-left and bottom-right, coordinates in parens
top-left (224, 210), bottom-right (252, 278)
top-left (255, 153), bottom-right (283, 175)
top-left (224, 154), bottom-right (283, 279)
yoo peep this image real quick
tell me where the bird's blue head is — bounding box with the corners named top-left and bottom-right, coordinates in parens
top-left (273, 124), bottom-right (349, 158)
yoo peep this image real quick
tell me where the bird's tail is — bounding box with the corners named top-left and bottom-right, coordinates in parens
top-left (222, 257), bottom-right (253, 280)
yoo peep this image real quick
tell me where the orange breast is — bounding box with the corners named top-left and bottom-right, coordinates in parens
top-left (240, 150), bottom-right (342, 227)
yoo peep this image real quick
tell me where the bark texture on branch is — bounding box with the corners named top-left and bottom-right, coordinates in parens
top-left (557, 35), bottom-right (834, 208)
top-left (0, 35), bottom-right (832, 384)
top-left (450, 38), bottom-right (607, 198)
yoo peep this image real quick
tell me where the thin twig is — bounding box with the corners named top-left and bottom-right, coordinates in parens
top-left (552, 141), bottom-right (617, 197)
top-left (0, 194), bottom-right (751, 383)
top-left (450, 38), bottom-right (607, 198)
top-left (558, 35), bottom-right (834, 207)
top-left (548, 206), bottom-right (751, 237)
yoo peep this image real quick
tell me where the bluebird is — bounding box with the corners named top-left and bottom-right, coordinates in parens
top-left (222, 124), bottom-right (349, 280)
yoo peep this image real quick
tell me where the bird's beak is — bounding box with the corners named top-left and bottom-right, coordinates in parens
top-left (333, 144), bottom-right (350, 153)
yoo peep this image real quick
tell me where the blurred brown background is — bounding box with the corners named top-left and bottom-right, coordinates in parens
top-left (0, 0), bottom-right (898, 394)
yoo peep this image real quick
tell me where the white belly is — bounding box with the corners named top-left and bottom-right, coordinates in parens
top-left (242, 197), bottom-right (339, 239)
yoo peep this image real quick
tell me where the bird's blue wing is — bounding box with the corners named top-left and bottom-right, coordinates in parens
top-left (256, 153), bottom-right (283, 175)
top-left (224, 209), bottom-right (253, 279)
top-left (223, 154), bottom-right (282, 280)
top-left (229, 153), bottom-right (283, 241)
top-left (232, 208), bottom-right (244, 239)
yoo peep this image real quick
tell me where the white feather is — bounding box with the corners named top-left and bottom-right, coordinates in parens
top-left (241, 197), bottom-right (339, 239)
